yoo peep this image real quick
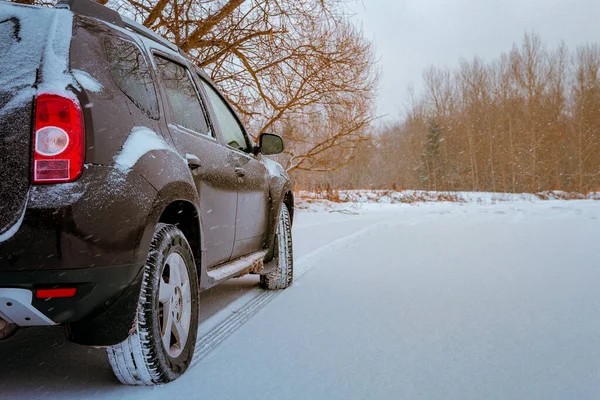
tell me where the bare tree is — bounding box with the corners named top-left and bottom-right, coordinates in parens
top-left (573, 44), bottom-right (600, 191)
top-left (325, 33), bottom-right (600, 194)
top-left (112, 0), bottom-right (379, 172)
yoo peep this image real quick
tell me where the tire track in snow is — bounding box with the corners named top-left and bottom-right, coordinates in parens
top-left (190, 221), bottom-right (392, 366)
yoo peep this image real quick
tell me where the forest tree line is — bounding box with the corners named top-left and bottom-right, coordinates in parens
top-left (295, 34), bottom-right (600, 194)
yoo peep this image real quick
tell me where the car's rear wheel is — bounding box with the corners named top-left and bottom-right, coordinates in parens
top-left (260, 204), bottom-right (293, 290)
top-left (107, 223), bottom-right (199, 385)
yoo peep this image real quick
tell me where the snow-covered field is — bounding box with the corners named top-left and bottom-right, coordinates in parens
top-left (298, 189), bottom-right (600, 207)
top-left (1, 197), bottom-right (599, 399)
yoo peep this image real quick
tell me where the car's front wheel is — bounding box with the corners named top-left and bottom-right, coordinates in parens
top-left (260, 204), bottom-right (293, 290)
top-left (107, 223), bottom-right (199, 385)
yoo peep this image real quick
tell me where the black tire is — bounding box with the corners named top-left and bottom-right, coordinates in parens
top-left (260, 204), bottom-right (293, 290)
top-left (107, 223), bottom-right (199, 385)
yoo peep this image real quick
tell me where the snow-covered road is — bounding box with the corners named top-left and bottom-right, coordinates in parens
top-left (1, 200), bottom-right (599, 399)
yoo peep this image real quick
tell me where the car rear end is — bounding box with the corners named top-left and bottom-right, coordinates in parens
top-left (0, 3), bottom-right (159, 345)
top-left (0, 4), bottom-right (77, 331)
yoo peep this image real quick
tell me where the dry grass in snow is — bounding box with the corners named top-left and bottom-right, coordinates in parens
top-left (296, 189), bottom-right (600, 211)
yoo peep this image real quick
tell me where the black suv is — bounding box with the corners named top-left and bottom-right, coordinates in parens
top-left (0, 0), bottom-right (294, 385)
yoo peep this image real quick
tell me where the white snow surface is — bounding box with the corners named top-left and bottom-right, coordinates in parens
top-left (262, 156), bottom-right (285, 175)
top-left (72, 69), bottom-right (103, 93)
top-left (0, 4), bottom-right (75, 114)
top-left (36, 9), bottom-right (75, 98)
top-left (1, 198), bottom-right (599, 399)
top-left (29, 181), bottom-right (86, 208)
top-left (113, 127), bottom-right (178, 173)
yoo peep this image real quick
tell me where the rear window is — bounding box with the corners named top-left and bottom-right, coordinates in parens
top-left (104, 37), bottom-right (159, 119)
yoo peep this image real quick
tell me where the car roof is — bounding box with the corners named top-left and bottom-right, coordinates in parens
top-left (56, 0), bottom-right (212, 83)
top-left (58, 0), bottom-right (236, 122)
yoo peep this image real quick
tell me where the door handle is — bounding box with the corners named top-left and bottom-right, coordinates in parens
top-left (235, 167), bottom-right (246, 177)
top-left (186, 154), bottom-right (201, 170)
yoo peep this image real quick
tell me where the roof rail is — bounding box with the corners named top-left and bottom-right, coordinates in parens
top-left (56, 0), bottom-right (179, 53)
top-left (55, 0), bottom-right (124, 27)
top-left (121, 16), bottom-right (179, 53)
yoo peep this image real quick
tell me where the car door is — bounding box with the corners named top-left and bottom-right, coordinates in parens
top-left (152, 54), bottom-right (238, 268)
top-left (198, 77), bottom-right (270, 259)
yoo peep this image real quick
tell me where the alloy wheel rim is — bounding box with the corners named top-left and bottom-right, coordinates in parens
top-left (158, 252), bottom-right (192, 358)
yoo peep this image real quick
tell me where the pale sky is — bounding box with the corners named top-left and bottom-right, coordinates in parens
top-left (352, 0), bottom-right (600, 122)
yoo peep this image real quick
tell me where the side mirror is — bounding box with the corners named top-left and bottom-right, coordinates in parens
top-left (260, 133), bottom-right (284, 155)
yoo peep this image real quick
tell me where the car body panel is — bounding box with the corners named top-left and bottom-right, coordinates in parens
top-left (0, 165), bottom-right (157, 270)
top-left (167, 124), bottom-right (238, 267)
top-left (191, 75), bottom-right (271, 259)
top-left (230, 151), bottom-right (270, 259)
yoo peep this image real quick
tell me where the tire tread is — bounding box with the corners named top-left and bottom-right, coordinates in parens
top-left (260, 205), bottom-right (293, 290)
top-left (107, 223), bottom-right (198, 385)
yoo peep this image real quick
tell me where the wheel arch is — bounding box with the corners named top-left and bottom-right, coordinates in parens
top-left (157, 200), bottom-right (202, 271)
top-left (283, 189), bottom-right (294, 223)
top-left (137, 182), bottom-right (205, 277)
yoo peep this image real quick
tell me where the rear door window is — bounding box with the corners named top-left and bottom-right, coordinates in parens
top-left (154, 56), bottom-right (211, 136)
top-left (104, 37), bottom-right (159, 119)
top-left (199, 79), bottom-right (249, 152)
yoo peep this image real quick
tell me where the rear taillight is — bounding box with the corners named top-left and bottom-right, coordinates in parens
top-left (33, 94), bottom-right (85, 183)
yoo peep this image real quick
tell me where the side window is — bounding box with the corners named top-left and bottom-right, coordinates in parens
top-left (104, 37), bottom-right (159, 119)
top-left (200, 79), bottom-right (249, 152)
top-left (154, 56), bottom-right (211, 136)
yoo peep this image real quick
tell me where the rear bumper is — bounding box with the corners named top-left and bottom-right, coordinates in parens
top-left (0, 263), bottom-right (142, 324)
top-left (0, 288), bottom-right (57, 326)
top-left (0, 263), bottom-right (144, 346)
